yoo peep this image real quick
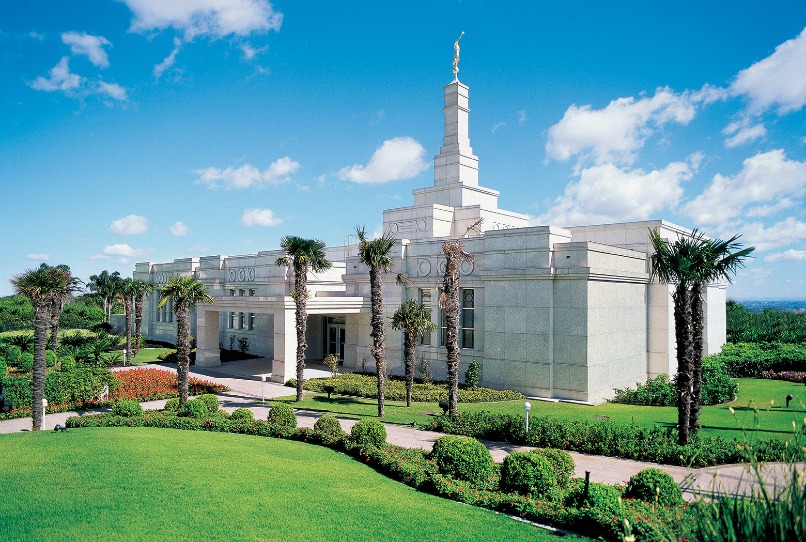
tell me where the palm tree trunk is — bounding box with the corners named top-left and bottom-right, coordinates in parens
top-left (134, 294), bottom-right (144, 355)
top-left (442, 245), bottom-right (461, 417)
top-left (32, 301), bottom-right (49, 431)
top-left (175, 300), bottom-right (190, 404)
top-left (369, 267), bottom-right (386, 417)
top-left (673, 283), bottom-right (693, 445)
top-left (294, 268), bottom-right (308, 402)
top-left (690, 282), bottom-right (705, 435)
top-left (404, 329), bottom-right (415, 407)
top-left (48, 298), bottom-right (62, 351)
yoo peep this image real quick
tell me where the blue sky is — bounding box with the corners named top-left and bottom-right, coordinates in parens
top-left (1, 1), bottom-right (805, 300)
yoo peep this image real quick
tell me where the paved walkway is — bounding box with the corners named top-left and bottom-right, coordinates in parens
top-left (2, 360), bottom-right (800, 501)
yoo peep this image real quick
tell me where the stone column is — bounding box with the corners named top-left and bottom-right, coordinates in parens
top-left (196, 309), bottom-right (221, 367)
top-left (271, 308), bottom-right (297, 383)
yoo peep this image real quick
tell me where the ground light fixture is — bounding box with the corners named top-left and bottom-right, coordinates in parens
top-left (123, 348), bottom-right (127, 367)
top-left (261, 376), bottom-right (266, 403)
top-left (786, 393), bottom-right (794, 408)
top-left (42, 398), bottom-right (47, 430)
top-left (524, 401), bottom-right (532, 434)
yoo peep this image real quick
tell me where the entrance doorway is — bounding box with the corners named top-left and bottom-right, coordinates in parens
top-left (326, 316), bottom-right (346, 361)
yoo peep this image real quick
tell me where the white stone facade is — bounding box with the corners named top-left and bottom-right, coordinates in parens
top-left (133, 78), bottom-right (727, 404)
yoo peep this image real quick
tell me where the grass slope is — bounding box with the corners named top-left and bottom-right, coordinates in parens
top-left (0, 428), bottom-right (586, 542)
top-left (277, 378), bottom-right (806, 443)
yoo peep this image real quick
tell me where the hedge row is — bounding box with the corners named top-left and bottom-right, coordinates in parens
top-left (431, 411), bottom-right (796, 468)
top-left (64, 410), bottom-right (680, 541)
top-left (1, 368), bottom-right (117, 413)
top-left (287, 372), bottom-right (524, 403)
top-left (715, 342), bottom-right (806, 377)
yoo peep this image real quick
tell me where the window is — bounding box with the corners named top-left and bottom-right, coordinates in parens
top-left (238, 312), bottom-right (245, 330)
top-left (156, 304), bottom-right (161, 322)
top-left (168, 300), bottom-right (174, 323)
top-left (249, 289), bottom-right (256, 296)
top-left (419, 288), bottom-right (432, 346)
top-left (439, 288), bottom-right (474, 349)
top-left (239, 289), bottom-right (246, 297)
top-left (248, 313), bottom-right (256, 330)
top-left (460, 288), bottom-right (474, 349)
top-left (229, 289), bottom-right (236, 297)
top-left (229, 312), bottom-right (236, 329)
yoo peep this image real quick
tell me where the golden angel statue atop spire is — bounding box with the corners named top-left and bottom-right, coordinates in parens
top-left (453, 31), bottom-right (465, 78)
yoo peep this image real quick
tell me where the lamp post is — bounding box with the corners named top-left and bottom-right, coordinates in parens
top-left (42, 398), bottom-right (48, 430)
top-left (261, 375), bottom-right (266, 403)
top-left (123, 348), bottom-right (127, 367)
top-left (524, 401), bottom-right (531, 435)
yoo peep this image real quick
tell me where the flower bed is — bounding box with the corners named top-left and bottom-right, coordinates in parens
top-left (112, 368), bottom-right (227, 401)
top-left (759, 369), bottom-right (806, 384)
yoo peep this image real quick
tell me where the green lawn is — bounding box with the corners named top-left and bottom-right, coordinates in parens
top-left (0, 428), bottom-right (587, 541)
top-left (131, 347), bottom-right (173, 364)
top-left (275, 378), bottom-right (806, 443)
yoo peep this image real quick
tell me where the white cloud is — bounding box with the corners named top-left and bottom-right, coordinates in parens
top-left (241, 208), bottom-right (282, 227)
top-left (102, 244), bottom-right (151, 258)
top-left (110, 214), bottom-right (149, 235)
top-left (88, 254), bottom-right (111, 261)
top-left (545, 87), bottom-right (697, 167)
top-left (491, 121), bottom-right (507, 133)
top-left (518, 110), bottom-right (526, 125)
top-left (683, 150), bottom-right (806, 224)
top-left (170, 221), bottom-right (189, 236)
top-left (731, 27), bottom-right (806, 114)
top-left (30, 57), bottom-right (82, 93)
top-left (240, 43), bottom-right (267, 60)
top-left (764, 249), bottom-right (806, 263)
top-left (740, 217), bottom-right (806, 252)
top-left (534, 160), bottom-right (693, 227)
top-left (195, 156), bottom-right (300, 189)
top-left (26, 253), bottom-right (50, 261)
top-left (154, 37), bottom-right (181, 78)
top-left (61, 32), bottom-right (111, 68)
top-left (123, 0), bottom-right (283, 39)
top-left (746, 198), bottom-right (796, 218)
top-left (97, 81), bottom-right (128, 101)
top-left (337, 137), bottom-right (428, 184)
top-left (723, 120), bottom-right (766, 148)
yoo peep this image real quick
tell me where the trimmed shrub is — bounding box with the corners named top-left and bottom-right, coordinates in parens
top-left (565, 479), bottom-right (622, 514)
top-left (59, 355), bottom-right (76, 372)
top-left (613, 358), bottom-right (737, 406)
top-left (314, 415), bottom-right (346, 440)
top-left (197, 393), bottom-right (220, 414)
top-left (164, 398), bottom-right (179, 412)
top-left (465, 359), bottom-right (481, 387)
top-left (267, 403), bottom-right (296, 430)
top-left (5, 345), bottom-right (21, 366)
top-left (0, 357), bottom-right (6, 378)
top-left (178, 398), bottom-right (209, 419)
top-left (45, 350), bottom-right (57, 368)
top-left (112, 399), bottom-right (144, 417)
top-left (500, 451), bottom-right (555, 497)
top-left (625, 468), bottom-right (683, 506)
top-left (230, 408), bottom-right (254, 421)
top-left (18, 352), bottom-right (34, 373)
top-left (350, 419), bottom-right (387, 448)
top-left (431, 435), bottom-right (494, 488)
top-left (533, 448), bottom-right (575, 488)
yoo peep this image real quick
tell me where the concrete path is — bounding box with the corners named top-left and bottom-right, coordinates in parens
top-left (2, 360), bottom-right (801, 501)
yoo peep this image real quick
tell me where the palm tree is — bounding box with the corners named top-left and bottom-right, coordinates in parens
top-left (88, 270), bottom-right (121, 322)
top-left (391, 299), bottom-right (435, 407)
top-left (276, 236), bottom-right (332, 402)
top-left (688, 234), bottom-right (753, 433)
top-left (116, 277), bottom-right (136, 365)
top-left (158, 276), bottom-right (214, 404)
top-left (440, 238), bottom-right (473, 417)
top-left (43, 264), bottom-right (79, 352)
top-left (11, 266), bottom-right (73, 430)
top-left (356, 227), bottom-right (396, 417)
top-left (132, 279), bottom-right (155, 356)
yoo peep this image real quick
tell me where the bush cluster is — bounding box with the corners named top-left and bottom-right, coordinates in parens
top-left (286, 372), bottom-right (524, 403)
top-left (350, 419), bottom-right (386, 448)
top-left (230, 408), bottom-right (254, 421)
top-left (267, 403), bottom-right (296, 430)
top-left (178, 398), bottom-right (211, 419)
top-left (1, 368), bottom-right (117, 412)
top-left (112, 399), bottom-right (144, 418)
top-left (433, 411), bottom-right (797, 468)
top-left (715, 342), bottom-right (806, 377)
top-left (624, 468), bottom-right (683, 507)
top-left (431, 435), bottom-right (494, 488)
top-left (613, 357), bottom-right (737, 406)
top-left (313, 415), bottom-right (346, 441)
top-left (727, 301), bottom-right (806, 343)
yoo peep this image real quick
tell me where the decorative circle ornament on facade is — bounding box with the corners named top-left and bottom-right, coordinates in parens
top-left (460, 260), bottom-right (474, 275)
top-left (228, 268), bottom-right (257, 282)
top-left (418, 259), bottom-right (431, 277)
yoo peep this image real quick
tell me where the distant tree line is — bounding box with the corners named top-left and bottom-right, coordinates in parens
top-left (727, 300), bottom-right (806, 343)
top-left (0, 294), bottom-right (106, 333)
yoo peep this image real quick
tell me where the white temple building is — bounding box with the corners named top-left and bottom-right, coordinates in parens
top-left (133, 74), bottom-right (727, 404)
